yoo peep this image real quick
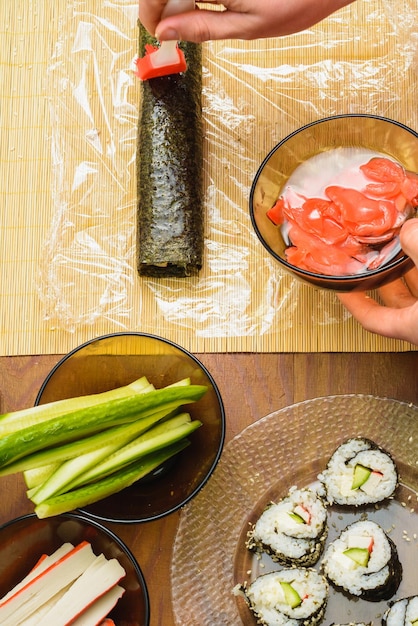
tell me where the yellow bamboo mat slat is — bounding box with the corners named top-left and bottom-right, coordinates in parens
top-left (1, 0), bottom-right (417, 356)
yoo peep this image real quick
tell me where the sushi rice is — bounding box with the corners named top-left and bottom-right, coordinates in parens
top-left (234, 568), bottom-right (328, 626)
top-left (247, 487), bottom-right (328, 567)
top-left (382, 595), bottom-right (418, 625)
top-left (321, 520), bottom-right (402, 601)
top-left (318, 438), bottom-right (398, 506)
top-left (330, 623), bottom-right (373, 626)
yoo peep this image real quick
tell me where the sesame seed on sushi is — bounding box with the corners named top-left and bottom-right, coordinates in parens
top-left (246, 487), bottom-right (328, 567)
top-left (321, 520), bottom-right (402, 602)
top-left (382, 595), bottom-right (418, 625)
top-left (329, 623), bottom-right (373, 625)
top-left (318, 438), bottom-right (398, 506)
top-left (234, 568), bottom-right (328, 626)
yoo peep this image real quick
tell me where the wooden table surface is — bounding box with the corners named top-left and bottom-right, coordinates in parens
top-left (1, 351), bottom-right (417, 625)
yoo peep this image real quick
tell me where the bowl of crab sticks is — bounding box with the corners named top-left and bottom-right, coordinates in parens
top-left (0, 512), bottom-right (150, 625)
top-left (0, 333), bottom-right (226, 524)
top-left (250, 114), bottom-right (418, 291)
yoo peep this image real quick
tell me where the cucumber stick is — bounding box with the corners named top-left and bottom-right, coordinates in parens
top-left (0, 383), bottom-right (207, 469)
top-left (24, 463), bottom-right (61, 489)
top-left (0, 376), bottom-right (154, 436)
top-left (34, 440), bottom-right (191, 519)
top-left (29, 412), bottom-right (193, 505)
top-left (1, 407), bottom-right (173, 478)
top-left (64, 414), bottom-right (200, 491)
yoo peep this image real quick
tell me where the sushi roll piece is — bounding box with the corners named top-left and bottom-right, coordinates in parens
top-left (382, 595), bottom-right (418, 625)
top-left (246, 487), bottom-right (328, 567)
top-left (234, 568), bottom-right (328, 626)
top-left (321, 520), bottom-right (402, 602)
top-left (318, 438), bottom-right (398, 506)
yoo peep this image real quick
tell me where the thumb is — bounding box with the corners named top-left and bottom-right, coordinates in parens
top-left (400, 218), bottom-right (418, 266)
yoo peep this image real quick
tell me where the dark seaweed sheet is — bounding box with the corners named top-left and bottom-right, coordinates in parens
top-left (136, 24), bottom-right (204, 277)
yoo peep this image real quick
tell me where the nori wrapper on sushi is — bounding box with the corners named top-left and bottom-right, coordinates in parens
top-left (318, 437), bottom-right (398, 506)
top-left (246, 488), bottom-right (328, 568)
top-left (136, 24), bottom-right (204, 277)
top-left (235, 568), bottom-right (328, 626)
top-left (321, 520), bottom-right (402, 602)
top-left (360, 534), bottom-right (402, 602)
top-left (382, 595), bottom-right (418, 625)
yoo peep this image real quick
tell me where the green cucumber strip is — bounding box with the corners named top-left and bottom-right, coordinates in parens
top-left (29, 412), bottom-right (192, 505)
top-left (0, 383), bottom-right (207, 469)
top-left (352, 463), bottom-right (372, 489)
top-left (343, 547), bottom-right (370, 567)
top-left (0, 376), bottom-right (154, 435)
top-left (24, 463), bottom-right (61, 489)
top-left (165, 379), bottom-right (192, 388)
top-left (0, 407), bottom-right (172, 477)
top-left (280, 582), bottom-right (302, 608)
top-left (34, 440), bottom-right (190, 519)
top-left (65, 416), bottom-right (201, 490)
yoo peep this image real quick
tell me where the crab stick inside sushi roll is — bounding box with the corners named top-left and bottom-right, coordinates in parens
top-left (246, 487), bottom-right (328, 567)
top-left (322, 520), bottom-right (402, 602)
top-left (382, 595), bottom-right (418, 625)
top-left (319, 438), bottom-right (398, 506)
top-left (234, 568), bottom-right (328, 626)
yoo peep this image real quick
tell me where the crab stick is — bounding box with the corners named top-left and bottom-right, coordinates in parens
top-left (0, 541), bottom-right (97, 625)
top-left (135, 0), bottom-right (195, 80)
top-left (70, 585), bottom-right (125, 626)
top-left (38, 554), bottom-right (125, 625)
top-left (0, 543), bottom-right (74, 605)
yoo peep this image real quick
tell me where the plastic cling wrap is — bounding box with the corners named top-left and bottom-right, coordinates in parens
top-left (37, 0), bottom-right (418, 352)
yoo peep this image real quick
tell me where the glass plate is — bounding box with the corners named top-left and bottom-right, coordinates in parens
top-left (171, 395), bottom-right (418, 625)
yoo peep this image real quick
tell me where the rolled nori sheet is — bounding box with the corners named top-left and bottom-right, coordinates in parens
top-left (136, 24), bottom-right (204, 277)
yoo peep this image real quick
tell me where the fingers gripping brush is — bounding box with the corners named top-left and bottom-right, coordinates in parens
top-left (136, 0), bottom-right (195, 80)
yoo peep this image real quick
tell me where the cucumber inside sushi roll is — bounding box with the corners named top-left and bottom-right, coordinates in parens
top-left (382, 595), bottom-right (418, 625)
top-left (319, 438), bottom-right (398, 506)
top-left (234, 568), bottom-right (328, 626)
top-left (247, 487), bottom-right (328, 567)
top-left (321, 520), bottom-right (402, 602)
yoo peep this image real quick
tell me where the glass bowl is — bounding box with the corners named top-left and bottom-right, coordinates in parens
top-left (250, 114), bottom-right (418, 291)
top-left (35, 332), bottom-right (226, 524)
top-left (171, 395), bottom-right (418, 625)
top-left (0, 512), bottom-right (149, 625)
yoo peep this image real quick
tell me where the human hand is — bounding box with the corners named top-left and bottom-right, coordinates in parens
top-left (337, 218), bottom-right (418, 345)
top-left (138, 0), bottom-right (355, 43)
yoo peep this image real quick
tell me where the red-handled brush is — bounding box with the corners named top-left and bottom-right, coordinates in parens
top-left (136, 0), bottom-right (195, 81)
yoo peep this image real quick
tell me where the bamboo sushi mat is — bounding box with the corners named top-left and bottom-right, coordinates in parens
top-left (1, 0), bottom-right (418, 356)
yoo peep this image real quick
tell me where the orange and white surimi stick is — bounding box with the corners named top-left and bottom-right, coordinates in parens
top-left (135, 0), bottom-right (195, 80)
top-left (0, 542), bottom-right (97, 625)
top-left (69, 585), bottom-right (125, 626)
top-left (38, 554), bottom-right (125, 625)
top-left (0, 543), bottom-right (75, 605)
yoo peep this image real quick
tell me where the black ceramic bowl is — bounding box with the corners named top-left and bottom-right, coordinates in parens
top-left (250, 114), bottom-right (418, 291)
top-left (0, 512), bottom-right (149, 625)
top-left (35, 332), bottom-right (226, 524)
